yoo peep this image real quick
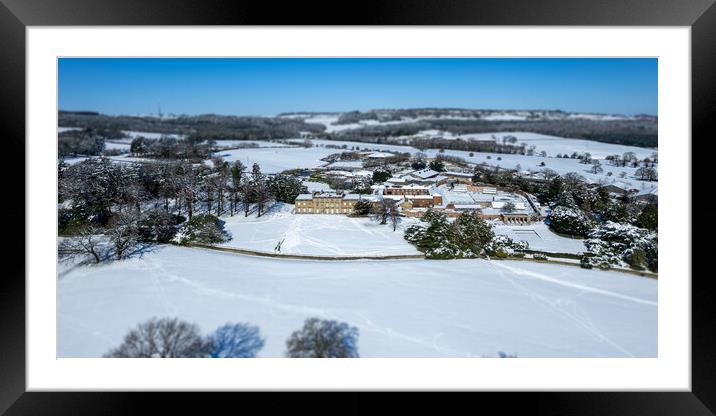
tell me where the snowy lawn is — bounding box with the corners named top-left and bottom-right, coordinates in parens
top-left (302, 180), bottom-right (332, 193)
top-left (493, 222), bottom-right (586, 254)
top-left (220, 204), bottom-right (419, 256)
top-left (58, 245), bottom-right (657, 358)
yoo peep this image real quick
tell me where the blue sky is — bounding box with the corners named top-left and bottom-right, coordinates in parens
top-left (58, 58), bottom-right (657, 116)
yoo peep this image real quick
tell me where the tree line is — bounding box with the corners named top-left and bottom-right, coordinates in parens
top-left (104, 316), bottom-right (359, 358)
top-left (320, 117), bottom-right (657, 149)
top-left (59, 111), bottom-right (326, 141)
top-left (58, 156), bottom-right (303, 262)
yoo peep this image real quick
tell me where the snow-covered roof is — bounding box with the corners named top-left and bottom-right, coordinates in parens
top-left (385, 184), bottom-right (430, 190)
top-left (636, 186), bottom-right (658, 196)
top-left (295, 194), bottom-right (313, 201)
top-left (453, 204), bottom-right (482, 210)
top-left (404, 195), bottom-right (434, 200)
top-left (410, 168), bottom-right (440, 179)
top-left (383, 195), bottom-right (405, 201)
top-left (482, 187), bottom-right (497, 194)
top-left (387, 177), bottom-right (407, 183)
top-left (605, 181), bottom-right (638, 191)
top-left (342, 193), bottom-right (363, 200)
top-left (444, 171), bottom-right (473, 178)
top-left (314, 192), bottom-right (344, 199)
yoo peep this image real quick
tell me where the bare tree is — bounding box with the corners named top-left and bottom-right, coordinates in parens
top-left (104, 317), bottom-right (210, 358)
top-left (58, 226), bottom-right (106, 263)
top-left (107, 213), bottom-right (139, 260)
top-left (541, 168), bottom-right (559, 181)
top-left (239, 180), bottom-right (255, 217)
top-left (177, 162), bottom-right (197, 220)
top-left (229, 161), bottom-right (246, 216)
top-left (250, 163), bottom-right (272, 217)
top-left (371, 198), bottom-right (400, 228)
top-left (635, 166), bottom-right (658, 181)
top-left (254, 181), bottom-right (272, 217)
top-left (207, 323), bottom-right (265, 358)
top-left (285, 317), bottom-right (359, 358)
top-left (210, 157), bottom-right (231, 216)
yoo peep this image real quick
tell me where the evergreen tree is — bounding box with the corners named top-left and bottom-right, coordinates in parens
top-left (353, 199), bottom-right (373, 216)
top-left (450, 211), bottom-right (494, 256)
top-left (428, 159), bottom-right (445, 172)
top-left (637, 203), bottom-right (658, 230)
top-left (268, 174), bottom-right (303, 204)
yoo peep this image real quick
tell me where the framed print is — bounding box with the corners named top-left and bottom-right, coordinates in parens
top-left (1, 0), bottom-right (713, 414)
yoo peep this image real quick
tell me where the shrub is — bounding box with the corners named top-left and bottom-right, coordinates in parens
top-left (494, 247), bottom-right (509, 258)
top-left (583, 221), bottom-right (657, 271)
top-left (174, 214), bottom-right (231, 244)
top-left (626, 248), bottom-right (647, 270)
top-left (404, 224), bottom-right (427, 244)
top-left (637, 203), bottom-right (658, 230)
top-left (58, 207), bottom-right (92, 236)
top-left (138, 210), bottom-right (184, 243)
top-left (579, 256), bottom-right (593, 269)
top-left (484, 235), bottom-right (528, 257)
top-left (548, 206), bottom-right (593, 237)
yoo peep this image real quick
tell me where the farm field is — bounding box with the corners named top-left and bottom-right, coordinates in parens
top-left (212, 147), bottom-right (338, 173)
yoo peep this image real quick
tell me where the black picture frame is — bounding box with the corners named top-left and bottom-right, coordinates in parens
top-left (1, 0), bottom-right (711, 413)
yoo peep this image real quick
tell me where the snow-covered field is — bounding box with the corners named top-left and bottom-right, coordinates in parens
top-left (291, 138), bottom-right (655, 190)
top-left (292, 138), bottom-right (419, 154)
top-left (104, 141), bottom-right (132, 152)
top-left (420, 148), bottom-right (654, 191)
top-left (220, 204), bottom-right (419, 256)
top-left (212, 147), bottom-right (338, 173)
top-left (211, 140), bottom-right (295, 149)
top-left (413, 131), bottom-right (657, 160)
top-left (58, 245), bottom-right (657, 358)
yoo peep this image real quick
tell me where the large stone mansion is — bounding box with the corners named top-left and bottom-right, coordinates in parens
top-left (294, 168), bottom-right (545, 224)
